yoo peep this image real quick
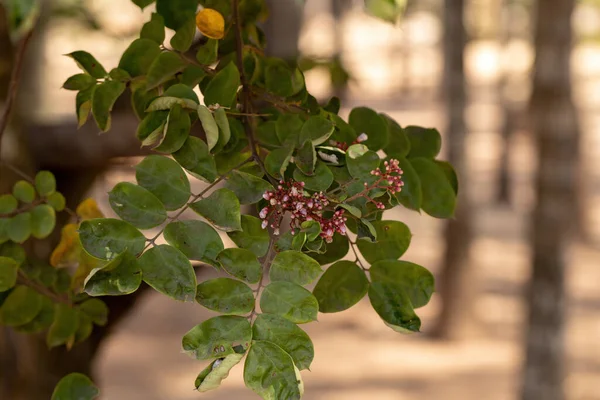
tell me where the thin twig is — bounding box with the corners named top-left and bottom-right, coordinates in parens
top-left (17, 271), bottom-right (71, 305)
top-left (144, 157), bottom-right (253, 250)
top-left (0, 28), bottom-right (35, 154)
top-left (349, 241), bottom-right (368, 271)
top-left (248, 238), bottom-right (275, 321)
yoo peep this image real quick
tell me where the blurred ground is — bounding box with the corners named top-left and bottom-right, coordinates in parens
top-left (28, 1), bottom-right (600, 399)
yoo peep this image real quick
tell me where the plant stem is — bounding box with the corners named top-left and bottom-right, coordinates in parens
top-left (248, 238), bottom-right (275, 321)
top-left (349, 241), bottom-right (368, 271)
top-left (17, 271), bottom-right (71, 305)
top-left (144, 157), bottom-right (252, 250)
top-left (0, 28), bottom-right (35, 154)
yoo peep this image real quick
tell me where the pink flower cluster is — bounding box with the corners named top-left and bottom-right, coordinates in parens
top-left (260, 180), bottom-right (348, 243)
top-left (329, 133), bottom-right (369, 151)
top-left (364, 159), bottom-right (405, 210)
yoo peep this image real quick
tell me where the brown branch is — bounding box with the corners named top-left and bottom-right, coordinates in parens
top-left (0, 28), bottom-right (35, 154)
top-left (17, 271), bottom-right (71, 305)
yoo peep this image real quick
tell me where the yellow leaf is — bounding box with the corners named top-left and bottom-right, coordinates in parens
top-left (50, 223), bottom-right (81, 267)
top-left (71, 252), bottom-right (102, 292)
top-left (196, 8), bottom-right (225, 40)
top-left (76, 198), bottom-right (104, 220)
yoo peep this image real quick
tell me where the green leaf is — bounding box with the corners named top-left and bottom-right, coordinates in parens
top-left (244, 340), bottom-right (303, 400)
top-left (197, 105), bottom-right (219, 151)
top-left (62, 74), bottom-right (95, 91)
top-left (0, 257), bottom-right (18, 291)
top-left (108, 67), bottom-right (130, 82)
top-left (15, 295), bottom-right (54, 333)
top-left (203, 62), bottom-right (241, 108)
top-left (4, 0), bottom-right (40, 41)
top-left (369, 259), bottom-right (434, 332)
top-left (260, 281), bottom-right (318, 324)
top-left (30, 204), bottom-right (55, 239)
top-left (51, 373), bottom-right (99, 400)
top-left (0, 242), bottom-right (25, 265)
top-left (269, 250), bottom-right (322, 286)
top-left (138, 244), bottom-right (196, 301)
top-left (252, 313), bottom-right (314, 370)
top-left (265, 60), bottom-right (304, 97)
top-left (0, 194), bottom-right (17, 213)
top-left (196, 278), bottom-right (254, 314)
top-left (356, 220), bottom-right (411, 264)
top-left (145, 97), bottom-right (198, 113)
top-left (370, 259), bottom-right (434, 308)
top-left (435, 160), bottom-right (458, 195)
top-left (13, 180), bottom-right (35, 203)
top-left (300, 220), bottom-right (321, 241)
top-left (108, 182), bottom-right (166, 229)
top-left (381, 114), bottom-right (410, 158)
top-left (118, 38), bottom-right (161, 77)
top-left (364, 0), bottom-right (406, 23)
top-left (79, 218), bottom-right (146, 260)
top-left (369, 284), bottom-right (420, 333)
top-left (132, 0), bottom-right (156, 9)
top-left (137, 110), bottom-right (168, 145)
top-left (357, 218), bottom-right (377, 242)
top-left (47, 304), bottom-right (79, 347)
top-left (295, 140), bottom-right (316, 176)
top-left (394, 157), bottom-right (422, 211)
top-left (190, 188), bottom-right (242, 231)
top-left (197, 38), bottom-right (219, 65)
top-left (47, 192), bottom-right (66, 212)
top-left (313, 260), bottom-right (369, 313)
top-left (173, 136), bottom-right (218, 182)
top-left (75, 86), bottom-right (94, 128)
top-left (257, 121), bottom-right (281, 149)
top-left (0, 285), bottom-right (41, 326)
top-left (347, 147), bottom-right (380, 179)
top-left (91, 80), bottom-right (126, 132)
top-left (135, 155), bottom-right (191, 211)
top-left (78, 299), bottom-right (108, 326)
top-left (182, 315), bottom-right (252, 360)
top-left (140, 12), bottom-right (165, 44)
top-left (34, 170), bottom-right (56, 197)
top-left (293, 160), bottom-right (334, 192)
top-left (154, 104), bottom-right (190, 153)
top-left (84, 252), bottom-right (142, 296)
top-left (146, 51), bottom-right (187, 90)
top-left (74, 313), bottom-right (93, 344)
top-left (156, 0), bottom-right (197, 30)
top-left (164, 220), bottom-right (224, 264)
top-left (212, 108), bottom-right (231, 153)
top-left (225, 170), bottom-right (273, 205)
top-left (227, 215), bottom-right (270, 258)
top-left (66, 51), bottom-right (107, 79)
top-left (180, 65), bottom-right (207, 87)
top-left (405, 126), bottom-right (442, 159)
top-left (266, 146), bottom-right (293, 179)
top-left (170, 17), bottom-right (196, 52)
top-left (275, 114), bottom-right (303, 147)
top-left (7, 212), bottom-right (31, 243)
top-left (411, 158), bottom-right (456, 218)
top-left (217, 248), bottom-right (262, 284)
top-left (195, 353), bottom-right (244, 392)
top-left (309, 233), bottom-right (349, 265)
top-left (300, 116), bottom-right (335, 146)
top-left (348, 107), bottom-right (389, 151)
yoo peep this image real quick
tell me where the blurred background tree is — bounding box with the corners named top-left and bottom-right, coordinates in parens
top-left (1, 0), bottom-right (597, 398)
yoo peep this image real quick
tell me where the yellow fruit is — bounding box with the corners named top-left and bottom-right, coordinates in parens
top-left (196, 8), bottom-right (225, 40)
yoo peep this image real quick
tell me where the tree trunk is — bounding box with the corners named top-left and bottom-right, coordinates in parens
top-left (430, 0), bottom-right (473, 339)
top-left (520, 0), bottom-right (578, 399)
top-left (263, 0), bottom-right (303, 61)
